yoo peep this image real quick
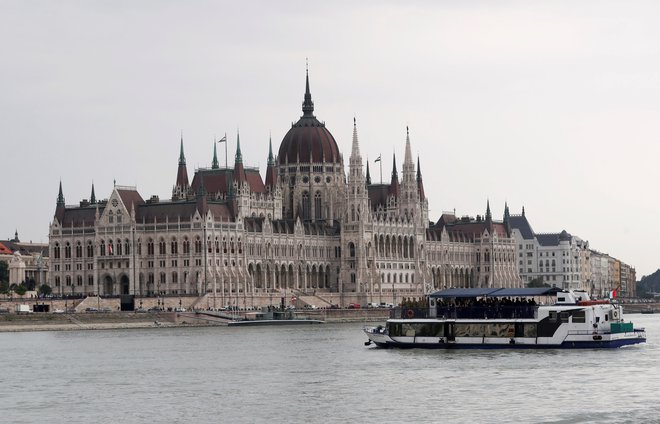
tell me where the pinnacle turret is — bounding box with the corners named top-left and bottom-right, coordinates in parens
top-left (179, 134), bottom-right (186, 165)
top-left (90, 182), bottom-right (96, 204)
top-left (57, 180), bottom-right (65, 206)
top-left (212, 141), bottom-right (219, 169)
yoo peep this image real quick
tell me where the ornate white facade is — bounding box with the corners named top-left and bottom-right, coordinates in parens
top-left (48, 72), bottom-right (521, 306)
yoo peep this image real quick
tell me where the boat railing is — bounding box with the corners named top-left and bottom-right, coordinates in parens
top-left (392, 305), bottom-right (537, 320)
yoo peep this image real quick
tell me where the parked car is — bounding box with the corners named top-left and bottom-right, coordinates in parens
top-left (174, 307), bottom-right (186, 312)
top-left (347, 303), bottom-right (361, 309)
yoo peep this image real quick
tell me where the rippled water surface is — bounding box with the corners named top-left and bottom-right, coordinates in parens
top-left (1, 315), bottom-right (659, 423)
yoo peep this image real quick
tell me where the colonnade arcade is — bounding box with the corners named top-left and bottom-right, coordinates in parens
top-left (247, 262), bottom-right (332, 293)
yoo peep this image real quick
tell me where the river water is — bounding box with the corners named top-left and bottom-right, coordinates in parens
top-left (1, 315), bottom-right (659, 424)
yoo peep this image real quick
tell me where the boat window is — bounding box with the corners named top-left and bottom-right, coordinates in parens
top-left (387, 323), bottom-right (402, 337)
top-left (572, 310), bottom-right (586, 323)
top-left (558, 297), bottom-right (566, 302)
top-left (486, 323), bottom-right (514, 338)
top-left (455, 323), bottom-right (487, 337)
top-left (604, 314), bottom-right (608, 322)
top-left (559, 312), bottom-right (569, 323)
top-left (549, 311), bottom-right (558, 322)
top-left (524, 324), bottom-right (537, 337)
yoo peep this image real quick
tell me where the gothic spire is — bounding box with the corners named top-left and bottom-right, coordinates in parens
top-left (366, 161), bottom-right (371, 185)
top-left (302, 62), bottom-right (315, 117)
top-left (391, 153), bottom-right (398, 180)
top-left (486, 199), bottom-right (492, 220)
top-left (404, 126), bottom-right (413, 167)
top-left (235, 130), bottom-right (243, 164)
top-left (179, 133), bottom-right (186, 165)
top-left (265, 134), bottom-right (277, 191)
top-left (212, 140), bottom-right (219, 169)
top-left (267, 134), bottom-right (275, 166)
top-left (416, 156), bottom-right (425, 201)
top-left (351, 117), bottom-right (360, 159)
top-left (90, 182), bottom-right (96, 204)
top-left (174, 135), bottom-right (190, 200)
top-left (57, 180), bottom-right (65, 206)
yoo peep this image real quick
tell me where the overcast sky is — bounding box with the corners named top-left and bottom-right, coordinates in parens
top-left (2, 1), bottom-right (659, 277)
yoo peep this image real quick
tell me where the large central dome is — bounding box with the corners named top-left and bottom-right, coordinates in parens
top-left (278, 71), bottom-right (340, 165)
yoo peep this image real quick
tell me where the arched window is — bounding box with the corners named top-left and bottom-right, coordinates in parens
top-left (302, 191), bottom-right (310, 220)
top-left (54, 243), bottom-right (60, 259)
top-left (108, 210), bottom-right (113, 223)
top-left (349, 242), bottom-right (356, 258)
top-left (194, 237), bottom-right (202, 254)
top-left (171, 238), bottom-right (178, 254)
top-left (183, 237), bottom-right (190, 254)
top-left (75, 242), bottom-right (82, 258)
top-left (65, 242), bottom-right (71, 258)
top-left (314, 192), bottom-right (322, 220)
top-left (124, 239), bottom-right (130, 255)
top-left (86, 241), bottom-right (94, 258)
top-left (116, 209), bottom-right (122, 223)
top-left (159, 239), bottom-right (166, 255)
top-left (147, 239), bottom-right (154, 255)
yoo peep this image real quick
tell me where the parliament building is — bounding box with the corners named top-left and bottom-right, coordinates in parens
top-left (49, 71), bottom-right (521, 307)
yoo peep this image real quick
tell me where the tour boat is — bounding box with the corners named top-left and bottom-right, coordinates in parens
top-left (363, 287), bottom-right (646, 349)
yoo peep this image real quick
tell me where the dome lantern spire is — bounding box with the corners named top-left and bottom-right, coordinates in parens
top-left (302, 60), bottom-right (315, 117)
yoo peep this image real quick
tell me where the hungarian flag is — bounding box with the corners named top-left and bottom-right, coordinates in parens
top-left (608, 289), bottom-right (617, 299)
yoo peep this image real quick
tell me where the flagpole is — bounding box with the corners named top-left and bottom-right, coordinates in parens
top-left (379, 153), bottom-right (382, 184)
top-left (224, 132), bottom-right (228, 170)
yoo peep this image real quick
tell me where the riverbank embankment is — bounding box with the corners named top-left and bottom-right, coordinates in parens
top-left (0, 308), bottom-right (390, 332)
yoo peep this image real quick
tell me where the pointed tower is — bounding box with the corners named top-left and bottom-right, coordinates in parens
top-left (388, 153), bottom-right (400, 200)
top-left (416, 155), bottom-right (429, 227)
top-left (55, 180), bottom-right (66, 222)
top-left (232, 130), bottom-right (247, 186)
top-left (232, 130), bottom-right (250, 218)
top-left (173, 135), bottom-right (190, 201)
top-left (366, 161), bottom-right (371, 185)
top-left (485, 199), bottom-right (493, 230)
top-left (416, 157), bottom-right (425, 201)
top-left (265, 135), bottom-right (277, 192)
top-left (90, 182), bottom-right (96, 205)
top-left (212, 141), bottom-right (219, 169)
top-left (341, 117), bottom-right (371, 294)
top-left (400, 126), bottom-right (419, 216)
top-left (503, 202), bottom-right (511, 236)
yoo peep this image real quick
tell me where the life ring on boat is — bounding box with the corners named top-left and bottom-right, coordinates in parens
top-left (406, 309), bottom-right (415, 319)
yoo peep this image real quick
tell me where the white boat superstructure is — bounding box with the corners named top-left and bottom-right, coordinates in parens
top-left (364, 288), bottom-right (646, 349)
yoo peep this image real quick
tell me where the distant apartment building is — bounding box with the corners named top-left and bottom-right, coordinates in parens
top-left (590, 250), bottom-right (636, 298)
top-left (507, 210), bottom-right (590, 291)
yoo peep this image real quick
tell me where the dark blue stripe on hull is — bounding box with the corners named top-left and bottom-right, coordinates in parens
top-left (381, 338), bottom-right (646, 349)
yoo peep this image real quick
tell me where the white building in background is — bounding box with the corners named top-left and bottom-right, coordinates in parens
top-left (0, 231), bottom-right (49, 288)
top-left (508, 210), bottom-right (590, 291)
top-left (47, 70), bottom-right (521, 307)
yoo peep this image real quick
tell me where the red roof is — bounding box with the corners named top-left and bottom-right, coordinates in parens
top-left (0, 242), bottom-right (13, 255)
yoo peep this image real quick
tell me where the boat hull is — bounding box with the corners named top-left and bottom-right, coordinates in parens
top-left (364, 327), bottom-right (646, 349)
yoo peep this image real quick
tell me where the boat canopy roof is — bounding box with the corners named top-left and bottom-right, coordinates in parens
top-left (429, 287), bottom-right (561, 298)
